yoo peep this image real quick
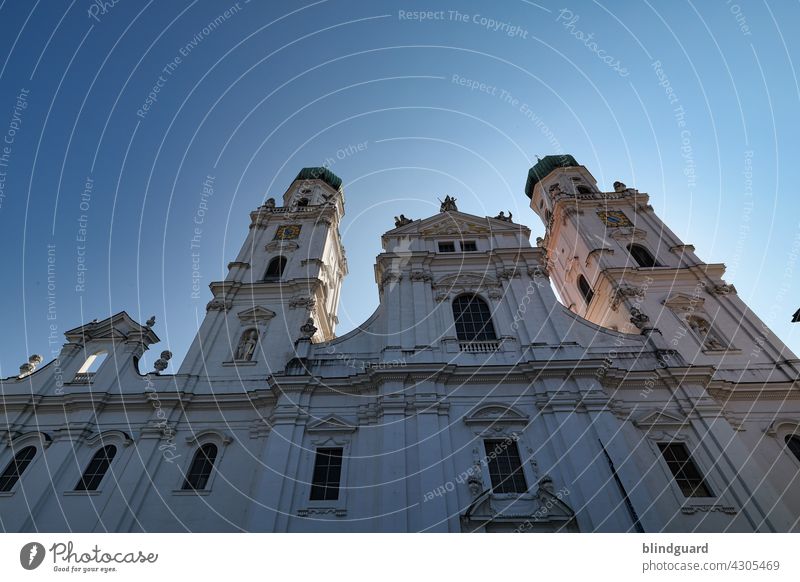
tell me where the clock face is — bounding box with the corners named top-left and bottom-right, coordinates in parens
top-left (274, 224), bottom-right (301, 240)
top-left (597, 210), bottom-right (632, 227)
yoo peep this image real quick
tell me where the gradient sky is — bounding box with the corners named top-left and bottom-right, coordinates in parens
top-left (1, 0), bottom-right (799, 375)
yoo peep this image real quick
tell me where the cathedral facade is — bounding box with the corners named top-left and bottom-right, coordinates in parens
top-left (2, 158), bottom-right (799, 532)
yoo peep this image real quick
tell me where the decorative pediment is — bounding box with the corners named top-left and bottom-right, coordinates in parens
top-left (85, 430), bottom-right (133, 447)
top-left (663, 293), bottom-right (705, 312)
top-left (237, 306), bottom-right (277, 324)
top-left (633, 409), bottom-right (687, 429)
top-left (464, 404), bottom-right (529, 426)
top-left (389, 210), bottom-right (527, 238)
top-left (185, 429), bottom-right (233, 446)
top-left (64, 311), bottom-right (159, 346)
top-left (306, 415), bottom-right (357, 434)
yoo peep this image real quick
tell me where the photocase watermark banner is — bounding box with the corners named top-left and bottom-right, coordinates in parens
top-left (0, 534), bottom-right (797, 580)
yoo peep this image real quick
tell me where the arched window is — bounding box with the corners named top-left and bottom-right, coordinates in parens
top-left (452, 294), bottom-right (497, 342)
top-left (628, 244), bottom-right (658, 268)
top-left (578, 275), bottom-right (594, 305)
top-left (264, 256), bottom-right (287, 280)
top-left (75, 445), bottom-right (117, 491)
top-left (0, 446), bottom-right (37, 492)
top-left (786, 435), bottom-right (800, 463)
top-left (182, 443), bottom-right (218, 490)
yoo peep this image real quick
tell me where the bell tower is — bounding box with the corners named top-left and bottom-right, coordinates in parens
top-left (178, 167), bottom-right (348, 378)
top-left (526, 155), bottom-right (797, 377)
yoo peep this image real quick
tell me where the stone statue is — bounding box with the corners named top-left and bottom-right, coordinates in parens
top-left (235, 328), bottom-right (259, 361)
top-left (439, 195), bottom-right (458, 212)
top-left (494, 211), bottom-right (513, 222)
top-left (394, 214), bottom-right (412, 227)
top-left (146, 315), bottom-right (156, 327)
top-left (548, 183), bottom-right (561, 196)
top-left (629, 307), bottom-right (650, 330)
top-left (687, 316), bottom-right (725, 350)
top-left (153, 350), bottom-right (172, 374)
top-left (613, 181), bottom-right (627, 192)
top-left (264, 197), bottom-right (276, 208)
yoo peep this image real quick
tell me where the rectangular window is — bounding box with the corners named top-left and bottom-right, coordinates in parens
top-left (438, 242), bottom-right (456, 253)
top-left (658, 442), bottom-right (713, 498)
top-left (484, 439), bottom-right (527, 494)
top-left (310, 447), bottom-right (344, 501)
top-left (461, 240), bottom-right (477, 252)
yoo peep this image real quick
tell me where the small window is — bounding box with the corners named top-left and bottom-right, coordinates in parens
top-left (0, 446), bottom-right (37, 492)
top-left (438, 242), bottom-right (455, 253)
top-left (461, 240), bottom-right (477, 252)
top-left (75, 445), bottom-right (117, 491)
top-left (182, 443), bottom-right (218, 490)
top-left (658, 442), bottom-right (713, 498)
top-left (310, 447), bottom-right (343, 501)
top-left (297, 198), bottom-right (309, 207)
top-left (452, 294), bottom-right (497, 342)
top-left (264, 256), bottom-right (287, 280)
top-left (484, 439), bottom-right (527, 494)
top-left (786, 435), bottom-right (800, 463)
top-left (628, 244), bottom-right (658, 268)
top-left (578, 275), bottom-right (594, 305)
top-left (76, 350), bottom-right (108, 374)
top-left (576, 185), bottom-right (592, 195)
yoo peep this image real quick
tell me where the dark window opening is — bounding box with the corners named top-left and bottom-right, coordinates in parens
top-left (658, 442), bottom-right (713, 498)
top-left (576, 185), bottom-right (592, 195)
top-left (182, 443), bottom-right (218, 490)
top-left (264, 256), bottom-right (287, 281)
top-left (452, 294), bottom-right (497, 342)
top-left (297, 198), bottom-right (309, 207)
top-left (438, 242), bottom-right (456, 253)
top-left (75, 445), bottom-right (117, 491)
top-left (310, 447), bottom-right (343, 501)
top-left (461, 240), bottom-right (477, 252)
top-left (484, 439), bottom-right (527, 494)
top-left (786, 435), bottom-right (800, 463)
top-left (628, 244), bottom-right (658, 268)
top-left (578, 275), bottom-right (594, 305)
top-left (0, 446), bottom-right (37, 492)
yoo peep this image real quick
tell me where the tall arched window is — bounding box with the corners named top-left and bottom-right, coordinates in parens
top-left (0, 446), bottom-right (37, 492)
top-left (578, 275), bottom-right (594, 305)
top-left (75, 445), bottom-right (117, 491)
top-left (182, 444), bottom-right (218, 490)
top-left (264, 256), bottom-right (287, 280)
top-left (786, 435), bottom-right (800, 463)
top-left (628, 244), bottom-right (658, 268)
top-left (452, 294), bottom-right (497, 342)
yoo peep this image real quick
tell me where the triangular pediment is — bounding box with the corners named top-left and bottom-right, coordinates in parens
top-left (306, 415), bottom-right (357, 433)
top-left (237, 306), bottom-right (277, 323)
top-left (386, 211), bottom-right (528, 238)
top-left (64, 311), bottom-right (159, 345)
top-left (633, 409), bottom-right (687, 428)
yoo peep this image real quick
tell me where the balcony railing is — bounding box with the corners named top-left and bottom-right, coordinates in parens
top-left (71, 372), bottom-right (95, 384)
top-left (459, 340), bottom-right (501, 353)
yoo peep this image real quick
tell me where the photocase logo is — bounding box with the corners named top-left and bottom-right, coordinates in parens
top-left (19, 542), bottom-right (46, 570)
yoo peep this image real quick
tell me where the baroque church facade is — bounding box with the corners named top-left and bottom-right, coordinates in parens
top-left (2, 158), bottom-right (799, 532)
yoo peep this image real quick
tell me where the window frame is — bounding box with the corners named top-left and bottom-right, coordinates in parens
top-left (577, 275), bottom-right (594, 306)
top-left (656, 441), bottom-right (715, 499)
top-left (460, 240), bottom-right (478, 252)
top-left (74, 444), bottom-right (117, 492)
top-left (0, 445), bottom-right (37, 494)
top-left (627, 243), bottom-right (658, 268)
top-left (437, 241), bottom-right (456, 253)
top-left (451, 293), bottom-right (497, 343)
top-left (309, 446), bottom-right (345, 501)
top-left (483, 438), bottom-right (528, 495)
top-left (264, 256), bottom-right (287, 281)
top-left (173, 432), bottom-right (233, 495)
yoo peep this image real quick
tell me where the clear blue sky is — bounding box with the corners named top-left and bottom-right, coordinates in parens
top-left (1, 0), bottom-right (799, 374)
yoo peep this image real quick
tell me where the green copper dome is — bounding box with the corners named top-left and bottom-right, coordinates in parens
top-left (295, 167), bottom-right (343, 191)
top-left (524, 154), bottom-right (579, 198)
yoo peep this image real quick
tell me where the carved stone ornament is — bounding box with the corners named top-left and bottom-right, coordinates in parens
top-left (497, 268), bottom-right (519, 281)
top-left (487, 288), bottom-right (502, 299)
top-left (434, 292), bottom-right (449, 303)
top-left (610, 285), bottom-right (645, 311)
top-left (410, 270), bottom-right (432, 282)
top-left (18, 354), bottom-right (43, 379)
top-left (206, 298), bottom-right (232, 312)
top-left (380, 272), bottom-right (401, 290)
top-left (708, 283), bottom-right (736, 296)
top-left (265, 240), bottom-right (300, 253)
top-left (608, 227), bottom-right (648, 243)
top-left (629, 307), bottom-right (650, 329)
top-left (289, 296), bottom-right (316, 310)
top-left (548, 183), bottom-right (561, 196)
top-left (300, 318), bottom-right (318, 339)
top-left (153, 350), bottom-right (173, 374)
top-left (613, 181), bottom-right (627, 192)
